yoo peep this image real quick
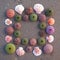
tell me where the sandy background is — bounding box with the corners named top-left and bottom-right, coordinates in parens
top-left (0, 0), bottom-right (60, 60)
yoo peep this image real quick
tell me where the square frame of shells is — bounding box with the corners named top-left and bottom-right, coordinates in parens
top-left (4, 4), bottom-right (55, 56)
